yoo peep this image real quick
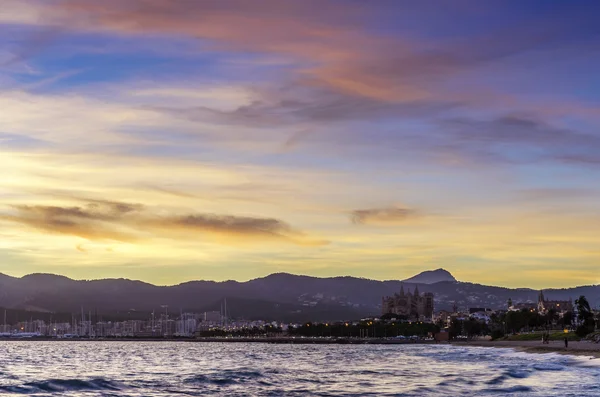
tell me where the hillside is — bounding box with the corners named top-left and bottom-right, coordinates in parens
top-left (0, 270), bottom-right (598, 321)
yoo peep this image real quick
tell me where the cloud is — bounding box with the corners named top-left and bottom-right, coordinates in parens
top-left (1, 202), bottom-right (142, 242)
top-left (438, 115), bottom-right (600, 165)
top-left (10, 0), bottom-right (596, 104)
top-left (3, 1), bottom-right (600, 168)
top-left (144, 185), bottom-right (198, 199)
top-left (152, 83), bottom-right (462, 128)
top-left (444, 115), bottom-right (590, 145)
top-left (1, 26), bottom-right (63, 67)
top-left (1, 199), bottom-right (328, 246)
top-left (518, 188), bottom-right (597, 201)
top-left (147, 214), bottom-right (327, 246)
top-left (0, 90), bottom-right (166, 146)
top-left (351, 207), bottom-right (421, 226)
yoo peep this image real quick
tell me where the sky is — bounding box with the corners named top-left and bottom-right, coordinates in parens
top-left (1, 0), bottom-right (599, 288)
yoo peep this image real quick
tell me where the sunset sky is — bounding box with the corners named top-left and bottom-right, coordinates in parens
top-left (1, 0), bottom-right (599, 288)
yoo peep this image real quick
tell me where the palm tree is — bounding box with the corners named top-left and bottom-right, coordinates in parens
top-left (574, 296), bottom-right (596, 337)
top-left (575, 296), bottom-right (592, 323)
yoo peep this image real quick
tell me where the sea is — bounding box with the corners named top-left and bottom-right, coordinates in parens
top-left (0, 341), bottom-right (599, 396)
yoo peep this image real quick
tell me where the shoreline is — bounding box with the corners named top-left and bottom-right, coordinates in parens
top-left (453, 340), bottom-right (600, 359)
top-left (2, 337), bottom-right (599, 358)
top-left (0, 336), bottom-right (438, 345)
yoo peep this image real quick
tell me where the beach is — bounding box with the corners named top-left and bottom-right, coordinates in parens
top-left (456, 340), bottom-right (600, 358)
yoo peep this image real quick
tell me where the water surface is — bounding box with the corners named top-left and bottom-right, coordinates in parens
top-left (0, 341), bottom-right (599, 396)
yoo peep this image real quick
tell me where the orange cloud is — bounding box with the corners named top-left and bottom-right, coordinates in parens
top-left (1, 199), bottom-right (328, 246)
top-left (1, 202), bottom-right (142, 243)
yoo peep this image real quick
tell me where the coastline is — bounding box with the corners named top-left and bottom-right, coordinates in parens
top-left (454, 340), bottom-right (600, 359)
top-left (0, 336), bottom-right (438, 345)
top-left (2, 337), bottom-right (599, 359)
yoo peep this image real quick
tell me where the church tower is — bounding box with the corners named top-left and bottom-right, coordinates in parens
top-left (537, 290), bottom-right (546, 313)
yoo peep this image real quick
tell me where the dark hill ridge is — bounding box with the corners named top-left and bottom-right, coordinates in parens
top-left (0, 269), bottom-right (598, 321)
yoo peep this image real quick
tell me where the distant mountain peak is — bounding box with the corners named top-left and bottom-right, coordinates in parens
top-left (403, 268), bottom-right (457, 284)
top-left (20, 273), bottom-right (72, 282)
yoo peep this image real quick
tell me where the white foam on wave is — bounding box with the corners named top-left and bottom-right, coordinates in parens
top-left (569, 355), bottom-right (600, 369)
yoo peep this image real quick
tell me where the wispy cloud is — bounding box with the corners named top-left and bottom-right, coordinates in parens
top-left (1, 199), bottom-right (328, 246)
top-left (1, 26), bottom-right (63, 67)
top-left (518, 188), bottom-right (597, 201)
top-left (351, 207), bottom-right (421, 226)
top-left (3, 1), bottom-right (600, 166)
top-left (7, 0), bottom-right (595, 106)
top-left (438, 115), bottom-right (600, 165)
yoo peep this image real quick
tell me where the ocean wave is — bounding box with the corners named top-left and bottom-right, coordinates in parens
top-left (0, 385), bottom-right (32, 394)
top-left (184, 375), bottom-right (239, 386)
top-left (184, 369), bottom-right (264, 386)
top-left (505, 369), bottom-right (532, 379)
top-left (531, 363), bottom-right (565, 371)
top-left (485, 375), bottom-right (508, 385)
top-left (437, 377), bottom-right (476, 386)
top-left (487, 385), bottom-right (533, 393)
top-left (487, 368), bottom-right (532, 384)
top-left (11, 378), bottom-right (124, 393)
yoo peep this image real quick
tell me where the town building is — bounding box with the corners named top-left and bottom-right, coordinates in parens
top-left (469, 307), bottom-right (492, 314)
top-left (508, 302), bottom-right (537, 312)
top-left (381, 285), bottom-right (434, 321)
top-left (537, 290), bottom-right (572, 314)
top-left (433, 310), bottom-right (453, 328)
top-left (203, 311), bottom-right (223, 323)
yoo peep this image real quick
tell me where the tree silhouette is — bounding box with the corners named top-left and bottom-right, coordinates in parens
top-left (575, 296), bottom-right (591, 319)
top-left (575, 295), bottom-right (595, 337)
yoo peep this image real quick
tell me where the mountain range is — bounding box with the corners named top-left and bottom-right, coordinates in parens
top-left (0, 269), bottom-right (598, 322)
